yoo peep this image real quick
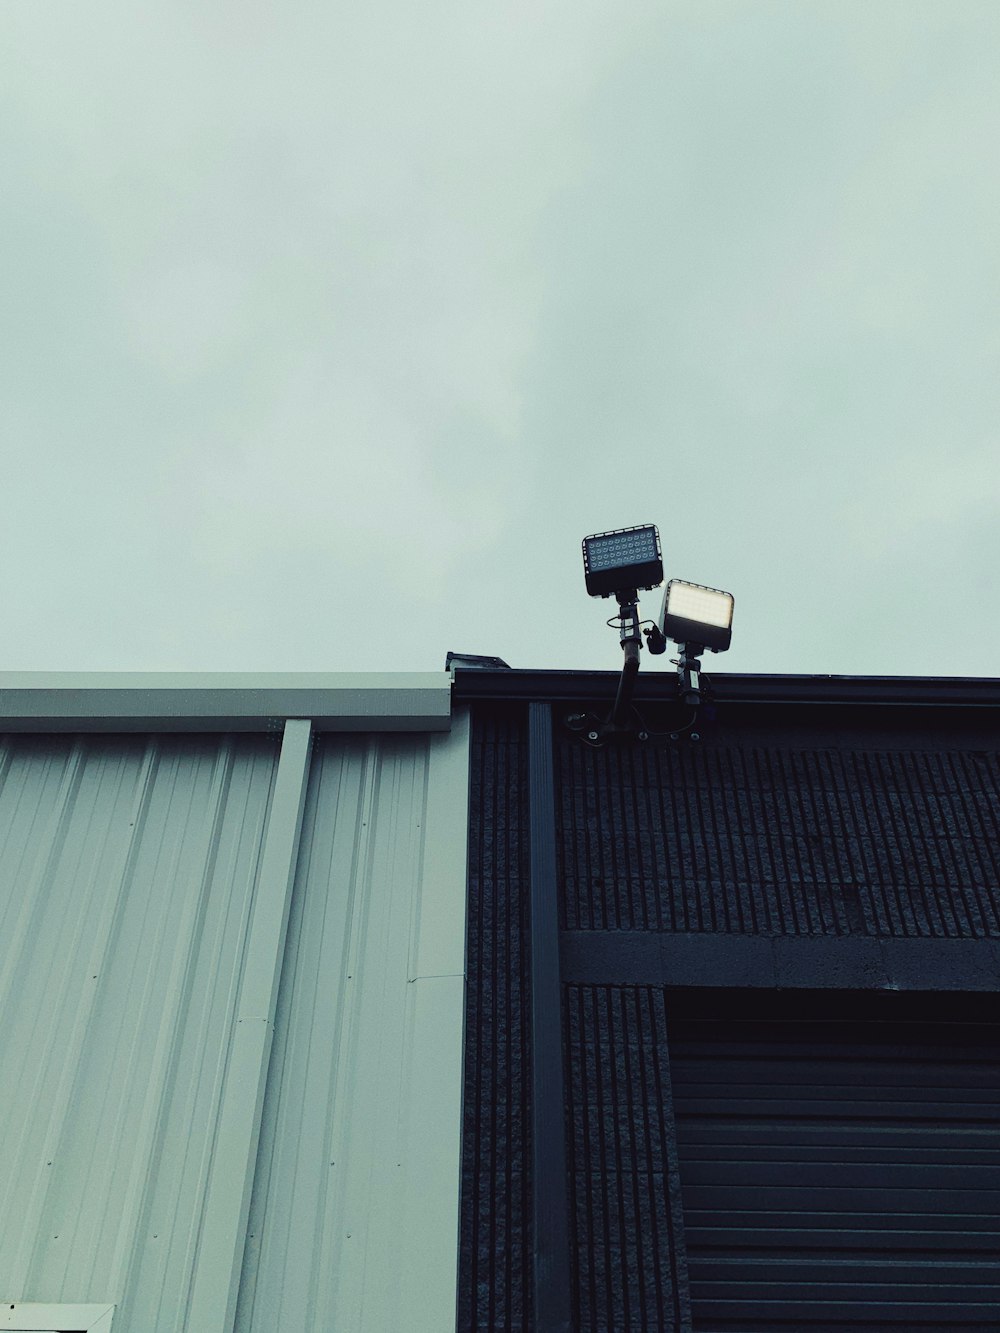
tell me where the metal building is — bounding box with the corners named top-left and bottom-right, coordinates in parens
top-left (0, 674), bottom-right (468, 1333)
top-left (2, 666), bottom-right (1000, 1332)
top-left (453, 668), bottom-right (1000, 1333)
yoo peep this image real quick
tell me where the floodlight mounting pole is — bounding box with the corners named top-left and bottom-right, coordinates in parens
top-left (609, 590), bottom-right (641, 729)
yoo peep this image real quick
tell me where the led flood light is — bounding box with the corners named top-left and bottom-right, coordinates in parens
top-left (660, 579), bottom-right (734, 653)
top-left (582, 524), bottom-right (663, 598)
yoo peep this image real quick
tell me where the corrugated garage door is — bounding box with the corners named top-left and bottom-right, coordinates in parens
top-left (668, 994), bottom-right (1000, 1332)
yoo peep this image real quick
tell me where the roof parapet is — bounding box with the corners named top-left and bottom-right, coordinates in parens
top-left (0, 672), bottom-right (452, 732)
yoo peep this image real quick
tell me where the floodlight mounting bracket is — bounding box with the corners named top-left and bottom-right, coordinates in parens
top-left (609, 593), bottom-right (642, 726)
top-left (563, 622), bottom-right (708, 747)
top-left (575, 598), bottom-right (709, 745)
top-left (673, 642), bottom-right (705, 707)
top-left (565, 591), bottom-right (646, 746)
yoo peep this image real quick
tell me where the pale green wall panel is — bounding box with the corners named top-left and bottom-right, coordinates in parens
top-left (235, 712), bottom-right (470, 1333)
top-left (0, 684), bottom-right (468, 1333)
top-left (0, 733), bottom-right (280, 1325)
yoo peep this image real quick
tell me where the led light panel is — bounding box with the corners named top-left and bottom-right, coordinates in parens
top-left (660, 578), bottom-right (734, 651)
top-left (585, 527), bottom-right (658, 572)
top-left (582, 524), bottom-right (663, 598)
top-left (665, 581), bottom-right (733, 628)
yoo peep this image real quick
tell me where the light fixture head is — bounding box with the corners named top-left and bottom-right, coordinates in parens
top-left (582, 524), bottom-right (663, 598)
top-left (660, 579), bottom-right (734, 652)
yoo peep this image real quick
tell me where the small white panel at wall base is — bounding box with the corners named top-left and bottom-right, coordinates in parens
top-left (0, 1306), bottom-right (114, 1331)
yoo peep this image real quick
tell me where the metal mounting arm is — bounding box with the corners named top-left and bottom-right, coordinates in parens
top-left (675, 642), bottom-right (705, 707)
top-left (608, 592), bottom-right (641, 731)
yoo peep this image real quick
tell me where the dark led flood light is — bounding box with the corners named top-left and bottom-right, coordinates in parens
top-left (660, 579), bottom-right (734, 653)
top-left (582, 524), bottom-right (663, 598)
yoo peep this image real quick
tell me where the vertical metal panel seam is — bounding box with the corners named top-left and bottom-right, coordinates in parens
top-left (399, 712), bottom-right (471, 1331)
top-left (234, 737), bottom-right (352, 1333)
top-left (186, 719), bottom-right (313, 1333)
top-left (528, 702), bottom-right (572, 1332)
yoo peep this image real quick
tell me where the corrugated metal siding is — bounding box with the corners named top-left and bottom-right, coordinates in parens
top-left (565, 985), bottom-right (690, 1332)
top-left (670, 1002), bottom-right (1000, 1331)
top-left (458, 707), bottom-right (532, 1333)
top-left (556, 738), bottom-right (1000, 936)
top-left (1, 714), bottom-right (470, 1333)
top-left (0, 732), bottom-right (280, 1323)
top-left (235, 722), bottom-right (469, 1333)
top-left (460, 700), bottom-right (1000, 1330)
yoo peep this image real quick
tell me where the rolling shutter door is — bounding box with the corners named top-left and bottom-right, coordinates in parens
top-left (669, 1003), bottom-right (1000, 1332)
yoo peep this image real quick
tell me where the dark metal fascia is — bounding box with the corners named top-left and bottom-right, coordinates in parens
top-left (453, 669), bottom-right (1000, 710)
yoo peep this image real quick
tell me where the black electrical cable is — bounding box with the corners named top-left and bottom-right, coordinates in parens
top-left (629, 703), bottom-right (700, 738)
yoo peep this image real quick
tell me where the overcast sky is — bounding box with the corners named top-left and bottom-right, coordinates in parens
top-left (3, 2), bottom-right (998, 678)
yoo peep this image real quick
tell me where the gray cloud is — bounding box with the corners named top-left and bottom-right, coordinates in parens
top-left (1, 3), bottom-right (997, 674)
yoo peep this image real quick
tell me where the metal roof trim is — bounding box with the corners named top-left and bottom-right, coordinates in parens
top-left (451, 667), bottom-right (1000, 708)
top-left (0, 672), bottom-right (452, 732)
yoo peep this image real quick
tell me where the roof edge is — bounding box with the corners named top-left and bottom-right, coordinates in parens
top-left (0, 672), bottom-right (452, 732)
top-left (451, 667), bottom-right (1000, 708)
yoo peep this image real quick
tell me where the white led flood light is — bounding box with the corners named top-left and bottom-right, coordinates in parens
top-left (582, 524), bottom-right (663, 598)
top-left (660, 579), bottom-right (734, 652)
